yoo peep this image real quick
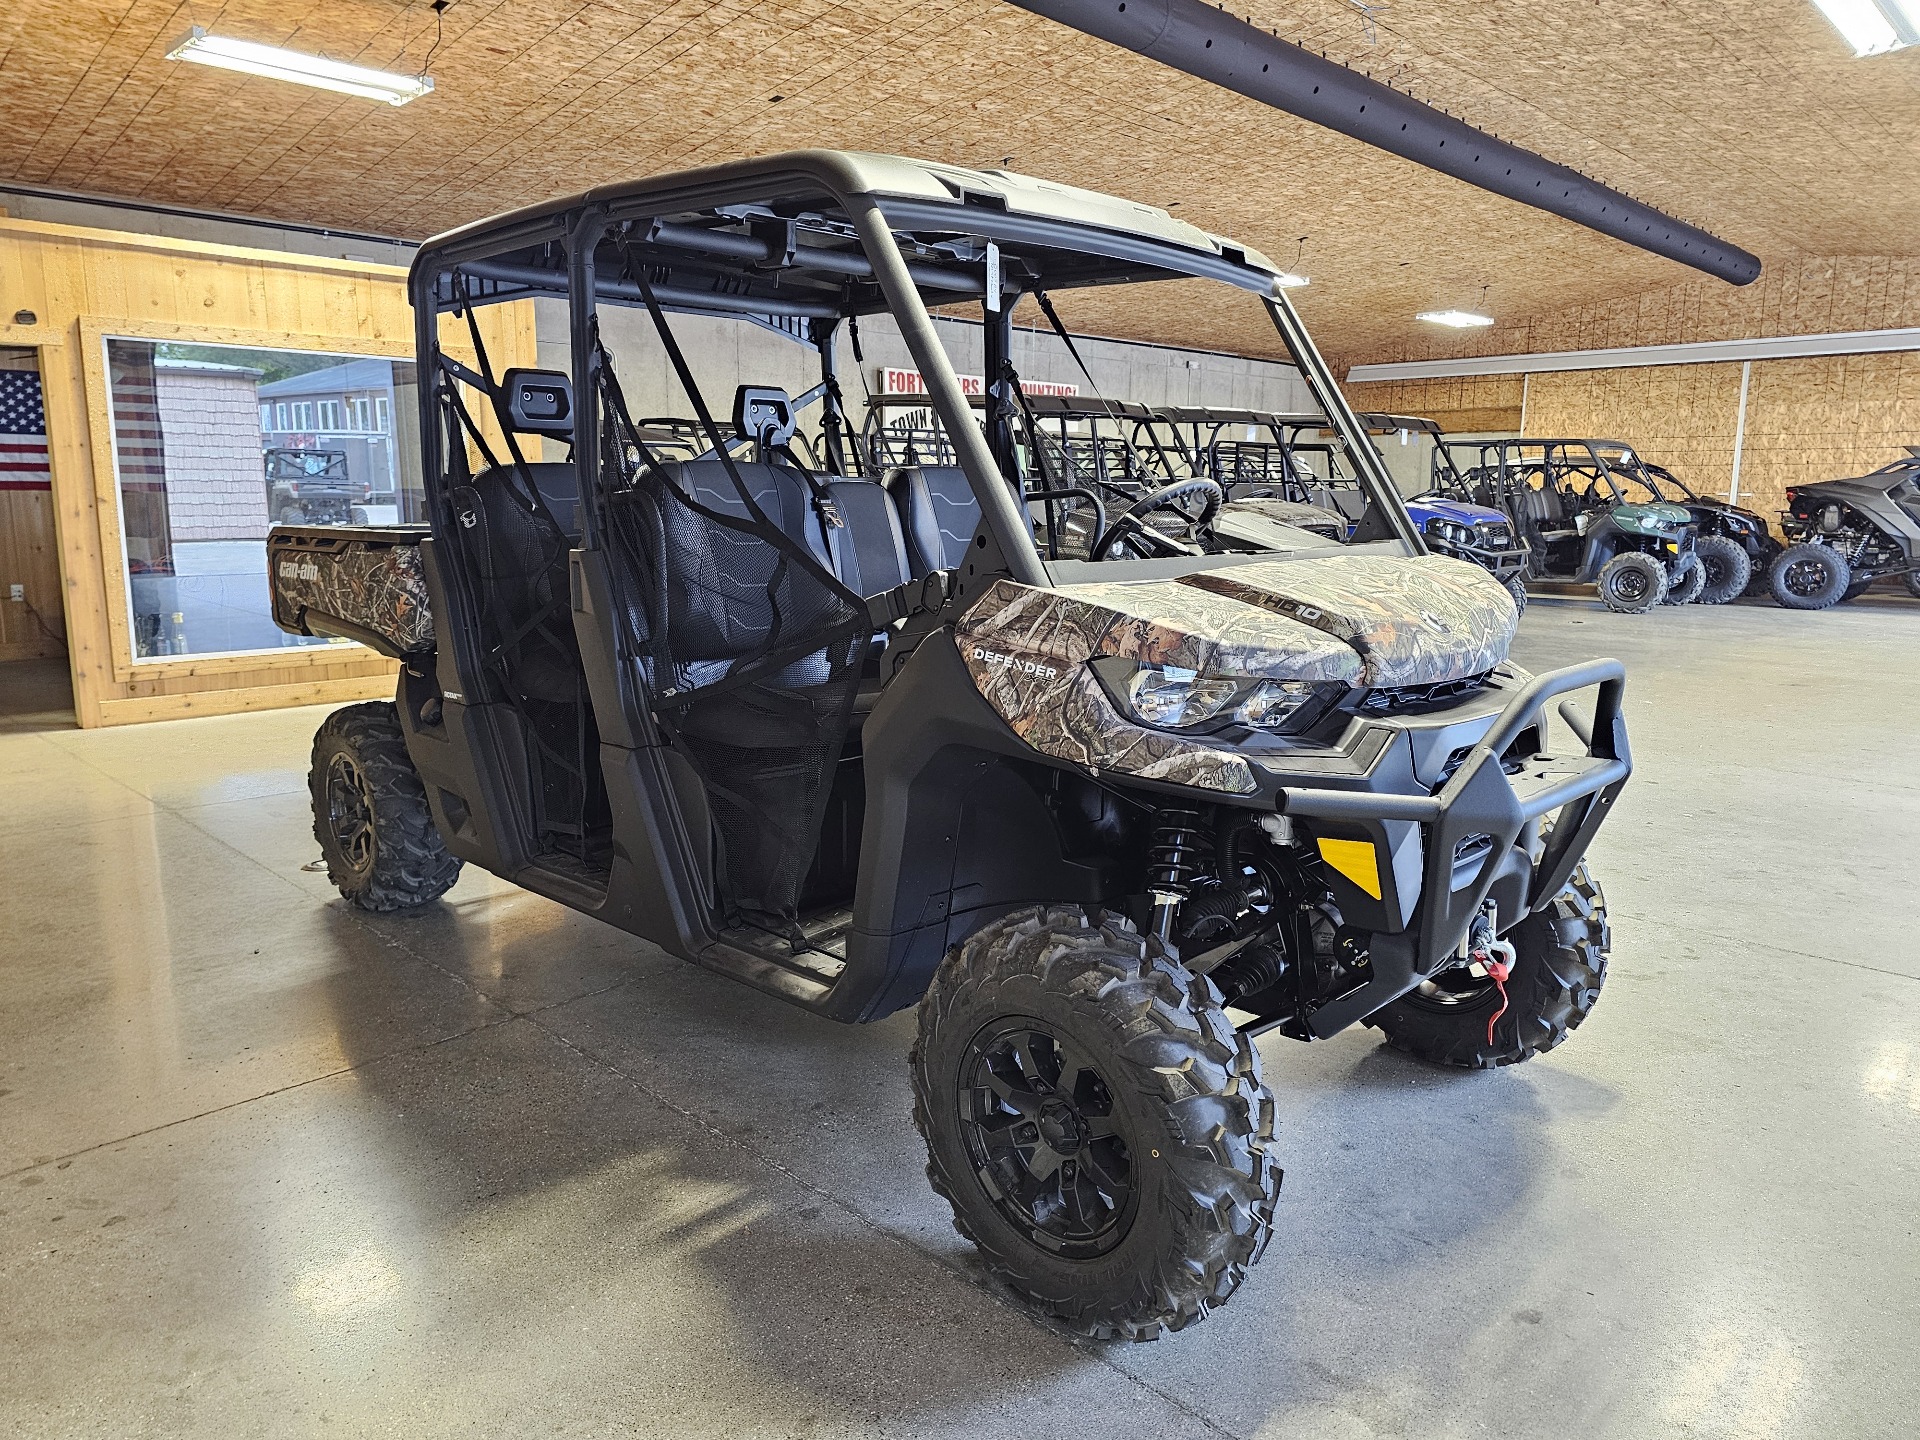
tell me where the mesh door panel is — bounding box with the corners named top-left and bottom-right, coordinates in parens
top-left (601, 378), bottom-right (867, 922)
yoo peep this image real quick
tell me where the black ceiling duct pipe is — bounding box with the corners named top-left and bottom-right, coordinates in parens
top-left (1007, 0), bottom-right (1761, 285)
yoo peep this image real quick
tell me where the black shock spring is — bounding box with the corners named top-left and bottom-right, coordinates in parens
top-left (1148, 805), bottom-right (1209, 897)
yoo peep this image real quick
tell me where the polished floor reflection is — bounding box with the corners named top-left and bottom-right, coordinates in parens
top-left (2, 595), bottom-right (1917, 1438)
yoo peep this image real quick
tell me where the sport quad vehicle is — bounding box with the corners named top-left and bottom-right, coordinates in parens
top-left (1604, 454), bottom-right (1780, 604)
top-left (1440, 438), bottom-right (1699, 613)
top-left (267, 152), bottom-right (1631, 1340)
top-left (265, 447), bottom-right (366, 525)
top-left (1769, 449), bottom-right (1920, 608)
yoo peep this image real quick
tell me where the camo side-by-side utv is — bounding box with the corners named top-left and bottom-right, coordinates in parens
top-left (1439, 438), bottom-right (1699, 613)
top-left (1767, 450), bottom-right (1920, 608)
top-left (267, 153), bottom-right (1630, 1340)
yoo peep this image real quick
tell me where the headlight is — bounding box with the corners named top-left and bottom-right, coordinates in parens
top-left (1091, 658), bottom-right (1346, 735)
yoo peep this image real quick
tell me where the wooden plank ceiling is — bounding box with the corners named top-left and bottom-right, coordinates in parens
top-left (2, 0), bottom-right (1916, 369)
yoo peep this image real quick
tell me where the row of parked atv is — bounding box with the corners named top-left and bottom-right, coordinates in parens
top-left (1421, 434), bottom-right (1920, 614)
top-left (873, 396), bottom-right (1920, 616)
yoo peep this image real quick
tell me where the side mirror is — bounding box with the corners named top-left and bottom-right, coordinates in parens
top-left (503, 368), bottom-right (573, 435)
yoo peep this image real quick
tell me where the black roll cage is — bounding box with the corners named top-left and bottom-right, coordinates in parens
top-left (407, 150), bottom-right (1424, 610)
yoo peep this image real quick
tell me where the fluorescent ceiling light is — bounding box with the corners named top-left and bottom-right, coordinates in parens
top-left (166, 28), bottom-right (434, 106)
top-left (1418, 310), bottom-right (1495, 329)
top-left (1810, 0), bottom-right (1919, 55)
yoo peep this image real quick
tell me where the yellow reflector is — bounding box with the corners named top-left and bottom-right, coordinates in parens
top-left (1317, 836), bottom-right (1382, 900)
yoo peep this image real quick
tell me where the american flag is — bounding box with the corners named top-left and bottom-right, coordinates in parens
top-left (0, 368), bottom-right (51, 492)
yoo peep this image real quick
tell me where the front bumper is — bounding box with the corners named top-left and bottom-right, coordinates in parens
top-left (1427, 529), bottom-right (1530, 581)
top-left (1270, 659), bottom-right (1630, 1037)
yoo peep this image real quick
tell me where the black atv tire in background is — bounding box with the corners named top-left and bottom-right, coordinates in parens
top-left (1907, 572), bottom-right (1920, 599)
top-left (310, 701), bottom-right (462, 911)
top-left (1693, 535), bottom-right (1751, 605)
top-left (1365, 864), bottom-right (1609, 1068)
top-left (1840, 577), bottom-right (1874, 602)
top-left (1596, 551), bottom-right (1668, 614)
top-left (911, 906), bottom-right (1281, 1341)
top-left (1662, 555), bottom-right (1706, 605)
top-left (1504, 575), bottom-right (1529, 615)
top-left (1770, 542), bottom-right (1851, 611)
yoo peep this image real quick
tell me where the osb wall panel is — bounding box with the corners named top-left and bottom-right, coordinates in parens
top-left (1736, 352), bottom-right (1920, 520)
top-left (1521, 364), bottom-right (1747, 500)
top-left (1340, 374), bottom-right (1525, 434)
top-left (1372, 257), bottom-right (1920, 368)
top-left (1444, 352), bottom-right (1920, 522)
top-left (0, 217), bottom-right (534, 726)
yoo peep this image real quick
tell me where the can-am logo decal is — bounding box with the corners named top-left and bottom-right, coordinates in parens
top-left (278, 560), bottom-right (320, 582)
top-left (972, 646), bottom-right (1059, 679)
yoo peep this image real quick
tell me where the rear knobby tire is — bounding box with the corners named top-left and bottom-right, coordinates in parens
top-left (911, 905), bottom-right (1281, 1341)
top-left (310, 701), bottom-right (461, 912)
top-left (1504, 575), bottom-right (1529, 615)
top-left (1365, 864), bottom-right (1609, 1069)
top-left (1662, 554), bottom-right (1706, 605)
top-left (1693, 534), bottom-right (1751, 605)
top-left (1596, 551), bottom-right (1668, 614)
top-left (1907, 571), bottom-right (1920, 600)
top-left (1769, 542), bottom-right (1850, 611)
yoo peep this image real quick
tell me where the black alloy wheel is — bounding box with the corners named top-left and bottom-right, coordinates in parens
top-left (324, 751), bottom-right (378, 881)
top-left (309, 702), bottom-right (463, 911)
top-left (956, 1018), bottom-right (1137, 1258)
top-left (1769, 542), bottom-right (1851, 611)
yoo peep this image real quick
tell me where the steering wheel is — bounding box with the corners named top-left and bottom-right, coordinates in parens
top-left (1090, 477), bottom-right (1225, 560)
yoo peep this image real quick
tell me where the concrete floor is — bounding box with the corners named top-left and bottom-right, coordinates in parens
top-left (2, 593), bottom-right (1917, 1439)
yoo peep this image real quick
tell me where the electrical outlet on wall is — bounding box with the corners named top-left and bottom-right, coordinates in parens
top-left (8, 584), bottom-right (23, 602)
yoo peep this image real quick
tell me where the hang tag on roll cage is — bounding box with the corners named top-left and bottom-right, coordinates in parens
top-left (985, 241), bottom-right (1002, 313)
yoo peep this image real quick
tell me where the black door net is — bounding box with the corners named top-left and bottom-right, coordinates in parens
top-left (595, 271), bottom-right (870, 926)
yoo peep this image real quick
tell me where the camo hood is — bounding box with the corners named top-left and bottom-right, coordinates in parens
top-left (956, 554), bottom-right (1516, 794)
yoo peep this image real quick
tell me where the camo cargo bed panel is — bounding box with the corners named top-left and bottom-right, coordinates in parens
top-left (268, 525), bottom-right (435, 658)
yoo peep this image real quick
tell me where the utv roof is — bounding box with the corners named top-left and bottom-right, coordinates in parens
top-left (1154, 407), bottom-right (1331, 428)
top-left (412, 150), bottom-right (1292, 319)
top-left (1020, 394), bottom-right (1159, 420)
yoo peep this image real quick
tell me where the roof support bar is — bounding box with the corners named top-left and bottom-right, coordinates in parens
top-left (1007, 0), bottom-right (1761, 285)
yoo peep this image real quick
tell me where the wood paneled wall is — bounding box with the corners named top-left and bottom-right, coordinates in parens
top-left (0, 489), bottom-right (64, 661)
top-left (0, 217), bottom-right (534, 726)
top-left (1339, 374), bottom-right (1526, 435)
top-left (1521, 364), bottom-right (1747, 497)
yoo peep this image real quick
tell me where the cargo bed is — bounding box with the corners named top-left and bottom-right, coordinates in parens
top-left (268, 524), bottom-right (435, 659)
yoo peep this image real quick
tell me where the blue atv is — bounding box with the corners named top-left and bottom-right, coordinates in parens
top-left (1363, 414), bottom-right (1533, 612)
top-left (1151, 407), bottom-right (1533, 608)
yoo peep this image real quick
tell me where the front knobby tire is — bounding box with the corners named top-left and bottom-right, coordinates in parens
top-left (310, 701), bottom-right (461, 912)
top-left (1662, 555), bottom-right (1706, 605)
top-left (1694, 534), bottom-right (1751, 605)
top-left (910, 906), bottom-right (1281, 1341)
top-left (1365, 864), bottom-right (1609, 1069)
top-left (1596, 552), bottom-right (1668, 614)
top-left (1504, 575), bottom-right (1529, 615)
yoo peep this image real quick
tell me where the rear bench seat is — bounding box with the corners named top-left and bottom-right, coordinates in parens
top-left (610, 458), bottom-right (912, 696)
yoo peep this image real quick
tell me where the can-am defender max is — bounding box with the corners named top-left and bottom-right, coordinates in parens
top-left (1768, 450), bottom-right (1920, 608)
top-left (268, 153), bottom-right (1631, 1340)
top-left (1439, 438), bottom-right (1699, 613)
